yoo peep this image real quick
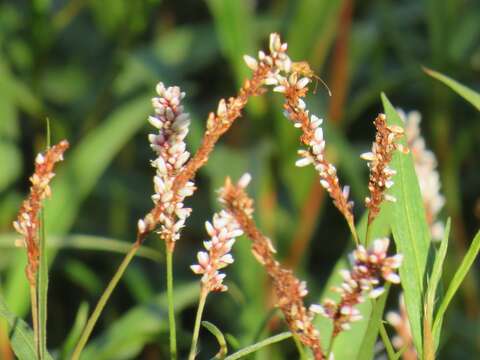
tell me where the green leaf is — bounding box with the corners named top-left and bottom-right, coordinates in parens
top-left (423, 67), bottom-right (480, 111)
top-left (382, 93), bottom-right (431, 358)
top-left (0, 293), bottom-right (53, 360)
top-left (432, 229), bottom-right (480, 342)
top-left (201, 321), bottom-right (228, 359)
top-left (224, 332), bottom-right (292, 360)
top-left (60, 302), bottom-right (89, 360)
top-left (427, 218), bottom-right (451, 351)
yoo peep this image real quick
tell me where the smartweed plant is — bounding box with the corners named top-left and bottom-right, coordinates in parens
top-left (2, 33), bottom-right (479, 360)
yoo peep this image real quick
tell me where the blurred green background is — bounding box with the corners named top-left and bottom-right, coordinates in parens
top-left (0, 0), bottom-right (479, 359)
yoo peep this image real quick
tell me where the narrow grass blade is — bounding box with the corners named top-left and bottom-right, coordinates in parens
top-left (432, 230), bottom-right (480, 341)
top-left (427, 218), bottom-right (451, 351)
top-left (379, 321), bottom-right (396, 360)
top-left (224, 332), bottom-right (292, 360)
top-left (60, 302), bottom-right (89, 360)
top-left (382, 93), bottom-right (431, 358)
top-left (0, 294), bottom-right (53, 360)
top-left (423, 67), bottom-right (480, 111)
top-left (201, 321), bottom-right (227, 359)
top-left (0, 233), bottom-right (162, 262)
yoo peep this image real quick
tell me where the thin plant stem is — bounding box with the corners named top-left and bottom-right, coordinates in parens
top-left (71, 241), bottom-right (140, 360)
top-left (293, 335), bottom-right (308, 359)
top-left (379, 322), bottom-right (396, 360)
top-left (29, 284), bottom-right (40, 359)
top-left (326, 332), bottom-right (336, 359)
top-left (188, 288), bottom-right (208, 360)
top-left (166, 246), bottom-right (177, 360)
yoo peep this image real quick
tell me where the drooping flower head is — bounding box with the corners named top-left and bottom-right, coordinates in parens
top-left (219, 174), bottom-right (325, 359)
top-left (13, 140), bottom-right (69, 285)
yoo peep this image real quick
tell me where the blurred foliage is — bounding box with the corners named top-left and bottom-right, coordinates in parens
top-left (0, 0), bottom-right (479, 359)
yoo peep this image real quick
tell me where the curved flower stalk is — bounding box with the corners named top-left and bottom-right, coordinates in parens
top-left (244, 33), bottom-right (357, 243)
top-left (189, 209), bottom-right (243, 359)
top-left (398, 109), bottom-right (445, 241)
top-left (13, 140), bottom-right (69, 285)
top-left (13, 139), bottom-right (69, 357)
top-left (219, 174), bottom-right (325, 360)
top-left (386, 294), bottom-right (416, 360)
top-left (316, 238), bottom-right (403, 339)
top-left (361, 113), bottom-right (407, 225)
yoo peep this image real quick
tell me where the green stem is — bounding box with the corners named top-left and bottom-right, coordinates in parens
top-left (29, 284), bottom-right (40, 359)
top-left (71, 241), bottom-right (140, 360)
top-left (188, 288), bottom-right (208, 360)
top-left (292, 335), bottom-right (307, 359)
top-left (166, 246), bottom-right (177, 360)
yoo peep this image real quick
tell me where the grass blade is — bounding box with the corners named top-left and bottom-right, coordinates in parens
top-left (0, 294), bottom-right (53, 360)
top-left (423, 67), bottom-right (480, 111)
top-left (426, 218), bottom-right (451, 352)
top-left (224, 332), bottom-right (292, 360)
top-left (0, 233), bottom-right (162, 262)
top-left (382, 93), bottom-right (431, 358)
top-left (60, 302), bottom-right (89, 360)
top-left (201, 321), bottom-right (227, 359)
top-left (432, 230), bottom-right (480, 341)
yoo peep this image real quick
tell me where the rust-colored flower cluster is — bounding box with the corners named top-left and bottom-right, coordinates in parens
top-left (13, 140), bottom-right (69, 285)
top-left (138, 34), bottom-right (289, 251)
top-left (361, 113), bottom-right (406, 224)
top-left (219, 175), bottom-right (325, 360)
top-left (317, 238), bottom-right (402, 337)
top-left (190, 209), bottom-right (243, 293)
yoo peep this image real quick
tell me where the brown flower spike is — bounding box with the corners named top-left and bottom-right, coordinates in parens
top-left (13, 140), bottom-right (69, 285)
top-left (361, 113), bottom-right (406, 224)
top-left (219, 174), bottom-right (325, 360)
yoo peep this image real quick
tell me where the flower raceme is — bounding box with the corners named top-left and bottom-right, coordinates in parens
top-left (137, 83), bottom-right (195, 251)
top-left (316, 238), bottom-right (403, 337)
top-left (13, 140), bottom-right (69, 285)
top-left (191, 210), bottom-right (243, 293)
top-left (361, 113), bottom-right (407, 224)
top-left (244, 33), bottom-right (357, 242)
top-left (219, 174), bottom-right (325, 360)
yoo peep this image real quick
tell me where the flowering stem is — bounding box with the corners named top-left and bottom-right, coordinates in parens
top-left (188, 288), bottom-right (208, 360)
top-left (326, 333), bottom-right (336, 359)
top-left (29, 284), bottom-right (40, 359)
top-left (71, 241), bottom-right (140, 360)
top-left (166, 246), bottom-right (177, 360)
